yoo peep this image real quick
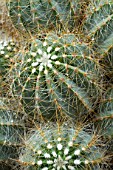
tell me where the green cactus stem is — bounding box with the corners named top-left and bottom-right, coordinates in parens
top-left (0, 100), bottom-right (24, 162)
top-left (94, 87), bottom-right (113, 138)
top-left (7, 0), bottom-right (85, 34)
top-left (18, 121), bottom-right (109, 170)
top-left (9, 33), bottom-right (103, 119)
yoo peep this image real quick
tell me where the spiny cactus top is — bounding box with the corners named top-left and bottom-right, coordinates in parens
top-left (7, 0), bottom-right (84, 34)
top-left (18, 122), bottom-right (109, 170)
top-left (9, 33), bottom-right (102, 119)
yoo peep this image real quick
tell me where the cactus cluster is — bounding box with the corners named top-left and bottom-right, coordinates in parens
top-left (0, 0), bottom-right (113, 169)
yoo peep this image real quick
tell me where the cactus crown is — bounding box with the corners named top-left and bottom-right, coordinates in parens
top-left (8, 33), bottom-right (103, 119)
top-left (18, 122), bottom-right (109, 170)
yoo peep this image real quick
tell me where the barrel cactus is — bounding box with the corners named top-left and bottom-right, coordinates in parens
top-left (0, 100), bottom-right (24, 163)
top-left (18, 121), bottom-right (109, 170)
top-left (6, 0), bottom-right (86, 34)
top-left (0, 40), bottom-right (19, 75)
top-left (8, 33), bottom-right (103, 119)
top-left (95, 87), bottom-right (113, 138)
top-left (83, 0), bottom-right (113, 76)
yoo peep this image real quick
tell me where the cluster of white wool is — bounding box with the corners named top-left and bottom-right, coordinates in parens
top-left (20, 136), bottom-right (89, 170)
top-left (0, 40), bottom-right (16, 58)
top-left (26, 41), bottom-right (61, 74)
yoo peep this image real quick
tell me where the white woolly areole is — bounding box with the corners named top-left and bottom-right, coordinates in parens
top-left (37, 150), bottom-right (42, 155)
top-left (68, 141), bottom-right (73, 147)
top-left (64, 148), bottom-right (69, 155)
top-left (29, 44), bottom-right (60, 73)
top-left (74, 149), bottom-right (80, 155)
top-left (37, 160), bottom-right (42, 165)
top-left (74, 159), bottom-right (81, 165)
top-left (47, 160), bottom-right (53, 164)
top-left (42, 167), bottom-right (48, 170)
top-left (68, 165), bottom-right (75, 170)
top-left (44, 153), bottom-right (50, 158)
top-left (52, 151), bottom-right (57, 157)
top-left (47, 143), bottom-right (53, 149)
top-left (57, 143), bottom-right (63, 150)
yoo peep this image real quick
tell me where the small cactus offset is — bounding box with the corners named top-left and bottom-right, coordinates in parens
top-left (9, 33), bottom-right (103, 119)
top-left (6, 0), bottom-right (86, 34)
top-left (18, 121), bottom-right (109, 170)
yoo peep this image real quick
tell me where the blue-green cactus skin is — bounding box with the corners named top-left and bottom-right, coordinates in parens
top-left (7, 0), bottom-right (84, 34)
top-left (18, 122), bottom-right (109, 170)
top-left (9, 33), bottom-right (102, 119)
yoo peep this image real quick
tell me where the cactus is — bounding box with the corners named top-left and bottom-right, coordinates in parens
top-left (0, 40), bottom-right (19, 97)
top-left (83, 0), bottom-right (113, 76)
top-left (0, 40), bottom-right (19, 76)
top-left (95, 87), bottom-right (113, 138)
top-left (94, 87), bottom-right (113, 164)
top-left (0, 100), bottom-right (24, 163)
top-left (18, 121), bottom-right (110, 170)
top-left (8, 33), bottom-right (103, 119)
top-left (6, 0), bottom-right (86, 34)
